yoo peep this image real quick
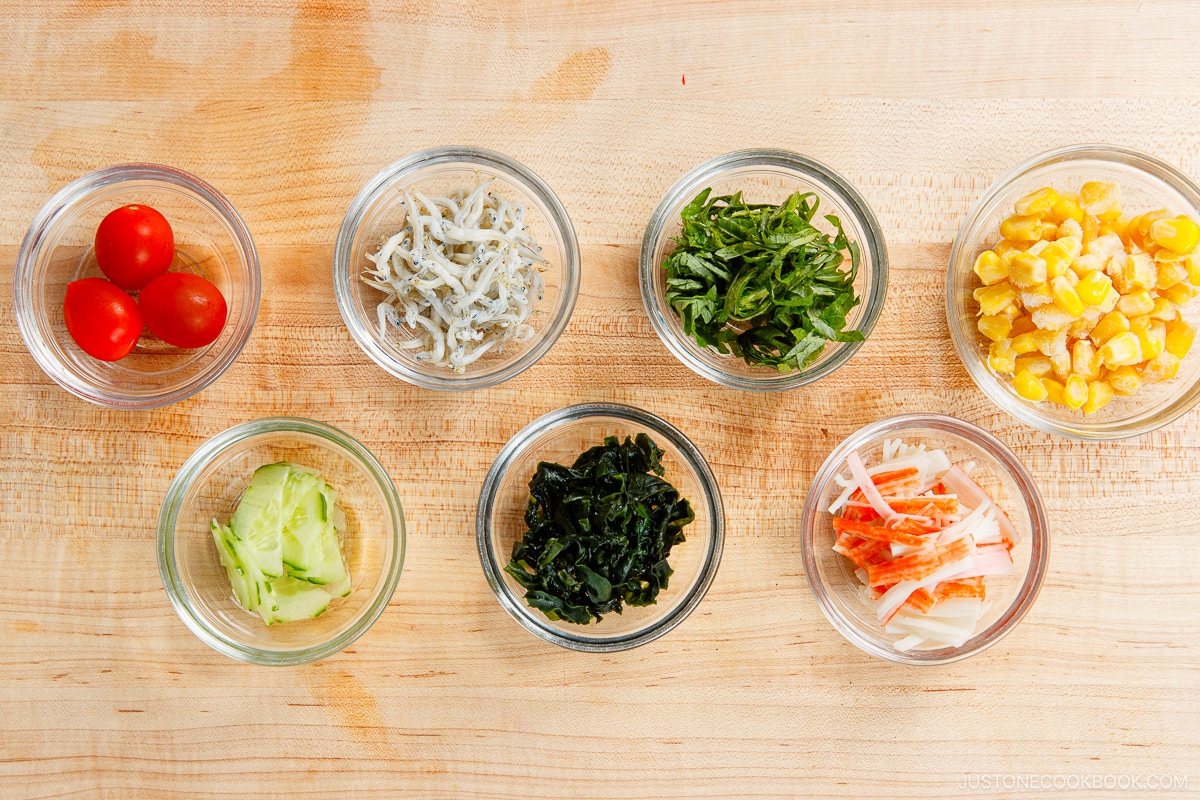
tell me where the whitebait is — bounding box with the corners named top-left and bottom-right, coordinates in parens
top-left (362, 176), bottom-right (546, 373)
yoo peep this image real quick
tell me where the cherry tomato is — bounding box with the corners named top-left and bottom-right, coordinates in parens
top-left (138, 272), bottom-right (228, 349)
top-left (94, 204), bottom-right (175, 290)
top-left (63, 277), bottom-right (143, 361)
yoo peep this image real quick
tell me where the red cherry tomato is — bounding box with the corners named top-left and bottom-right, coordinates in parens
top-left (138, 272), bottom-right (228, 349)
top-left (94, 204), bottom-right (175, 290)
top-left (63, 277), bottom-right (143, 361)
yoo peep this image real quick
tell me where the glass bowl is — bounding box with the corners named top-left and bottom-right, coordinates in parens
top-left (477, 403), bottom-right (724, 651)
top-left (640, 149), bottom-right (888, 391)
top-left (800, 413), bottom-right (1048, 665)
top-left (14, 163), bottom-right (260, 409)
top-left (158, 417), bottom-right (405, 666)
top-left (948, 144), bottom-right (1200, 439)
top-left (334, 146), bottom-right (580, 391)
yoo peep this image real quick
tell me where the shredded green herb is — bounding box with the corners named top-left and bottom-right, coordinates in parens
top-left (503, 433), bottom-right (695, 624)
top-left (663, 187), bottom-right (864, 372)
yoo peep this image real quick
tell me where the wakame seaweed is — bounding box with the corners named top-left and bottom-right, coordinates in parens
top-left (663, 187), bottom-right (864, 372)
top-left (503, 433), bottom-right (696, 625)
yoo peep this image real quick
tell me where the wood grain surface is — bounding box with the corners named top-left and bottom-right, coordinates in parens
top-left (2, 1), bottom-right (1199, 798)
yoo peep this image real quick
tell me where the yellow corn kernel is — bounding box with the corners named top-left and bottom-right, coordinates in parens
top-left (1117, 253), bottom-right (1157, 293)
top-left (1150, 217), bottom-right (1200, 254)
top-left (1099, 215), bottom-right (1130, 240)
top-left (1000, 302), bottom-right (1024, 320)
top-left (1057, 218), bottom-right (1084, 241)
top-left (1153, 246), bottom-right (1187, 265)
top-left (1038, 221), bottom-right (1060, 239)
top-left (1013, 369), bottom-right (1048, 402)
top-left (1082, 380), bottom-right (1116, 414)
top-left (1117, 289), bottom-right (1155, 318)
top-left (1099, 331), bottom-right (1144, 368)
top-left (1166, 320), bottom-right (1195, 359)
top-left (1056, 235), bottom-right (1083, 260)
top-left (1143, 352), bottom-right (1181, 383)
top-left (1033, 304), bottom-right (1078, 331)
top-left (1033, 328), bottom-right (1069, 357)
top-left (976, 282), bottom-right (1018, 316)
top-left (1155, 259), bottom-right (1188, 291)
top-left (977, 314), bottom-right (1012, 342)
top-left (1049, 193), bottom-right (1084, 224)
top-left (972, 250), bottom-right (1007, 285)
top-left (1050, 276), bottom-right (1084, 318)
top-left (1000, 214), bottom-right (1044, 242)
top-left (1082, 214), bottom-right (1101, 249)
top-left (1010, 314), bottom-right (1037, 337)
top-left (1131, 316), bottom-right (1167, 360)
top-left (1062, 374), bottom-right (1089, 410)
top-left (1039, 241), bottom-right (1073, 278)
top-left (1050, 348), bottom-right (1072, 380)
top-left (989, 338), bottom-right (1018, 374)
top-left (1042, 377), bottom-right (1066, 405)
top-left (1068, 309), bottom-right (1099, 339)
top-left (1009, 253), bottom-right (1048, 288)
top-left (1070, 253), bottom-right (1102, 278)
top-left (1149, 297), bottom-right (1178, 322)
top-left (1075, 270), bottom-right (1113, 306)
top-left (1072, 339), bottom-right (1101, 380)
top-left (993, 238), bottom-right (1028, 257)
top-left (1080, 181), bottom-right (1121, 218)
top-left (1014, 187), bottom-right (1059, 216)
top-left (1015, 354), bottom-right (1054, 377)
top-left (1185, 254), bottom-right (1200, 286)
top-left (1019, 283), bottom-right (1055, 309)
top-left (1011, 331), bottom-right (1041, 354)
top-left (1097, 285), bottom-right (1122, 313)
top-left (1109, 365), bottom-right (1145, 396)
top-left (1090, 311), bottom-right (1130, 345)
top-left (1164, 280), bottom-right (1199, 307)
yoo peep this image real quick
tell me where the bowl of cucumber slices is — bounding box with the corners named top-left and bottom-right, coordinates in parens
top-left (158, 417), bottom-right (405, 665)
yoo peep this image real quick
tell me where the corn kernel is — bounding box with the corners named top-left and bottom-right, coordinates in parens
top-left (1097, 285), bottom-right (1121, 313)
top-left (1010, 315), bottom-right (1037, 337)
top-left (1080, 181), bottom-right (1121, 218)
top-left (1057, 218), bottom-right (1084, 240)
top-left (1099, 331), bottom-right (1144, 368)
top-left (1164, 280), bottom-right (1199, 306)
top-left (1056, 236), bottom-right (1083, 260)
top-left (1130, 316), bottom-right (1166, 360)
top-left (1058, 374), bottom-right (1086, 410)
top-left (1033, 328), bottom-right (1068, 357)
top-left (1049, 193), bottom-right (1085, 224)
top-left (1011, 331), bottom-right (1040, 354)
top-left (1038, 221), bottom-right (1060, 239)
top-left (1071, 339), bottom-right (1101, 380)
top-left (1000, 302), bottom-right (1024, 320)
top-left (1050, 348), bottom-right (1072, 380)
top-left (1099, 214), bottom-right (1130, 238)
top-left (1155, 259), bottom-right (1188, 290)
top-left (1038, 241), bottom-right (1073, 279)
top-left (1082, 380), bottom-right (1116, 414)
top-left (994, 238), bottom-right (1027, 257)
top-left (1070, 253), bottom-right (1102, 278)
top-left (1019, 283), bottom-right (1055, 309)
top-left (1143, 352), bottom-right (1181, 383)
top-left (1082, 214), bottom-right (1101, 249)
top-left (1013, 369), bottom-right (1048, 402)
top-left (1049, 276), bottom-right (1084, 318)
top-left (1149, 297), bottom-right (1178, 321)
top-left (1090, 311), bottom-right (1131, 345)
top-left (977, 282), bottom-right (1018, 316)
top-left (1109, 365), bottom-right (1144, 396)
top-left (1009, 252), bottom-right (1048, 287)
top-left (989, 338), bottom-right (1018, 374)
top-left (1116, 253), bottom-right (1157, 293)
top-left (973, 250), bottom-right (1007, 285)
top-left (1166, 320), bottom-right (1195, 359)
top-left (1042, 377), bottom-right (1066, 405)
top-left (1088, 235), bottom-right (1126, 265)
top-left (1015, 354), bottom-right (1054, 377)
top-left (1014, 187), bottom-right (1059, 216)
top-left (1117, 289), bottom-right (1155, 318)
top-left (1076, 270), bottom-right (1113, 306)
top-left (1185, 254), bottom-right (1200, 286)
top-left (977, 314), bottom-right (1012, 342)
top-left (1068, 309), bottom-right (1099, 339)
top-left (1150, 217), bottom-right (1200, 254)
top-left (1000, 214), bottom-right (1044, 242)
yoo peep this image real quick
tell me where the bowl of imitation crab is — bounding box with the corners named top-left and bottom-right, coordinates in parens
top-left (640, 148), bottom-right (888, 391)
top-left (477, 403), bottom-right (725, 651)
top-left (800, 414), bottom-right (1048, 665)
top-left (333, 146), bottom-right (580, 391)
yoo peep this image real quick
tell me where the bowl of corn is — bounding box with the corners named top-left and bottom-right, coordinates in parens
top-left (948, 144), bottom-right (1200, 439)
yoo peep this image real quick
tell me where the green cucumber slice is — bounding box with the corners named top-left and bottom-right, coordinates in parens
top-left (229, 462), bottom-right (291, 578)
top-left (265, 576), bottom-right (332, 624)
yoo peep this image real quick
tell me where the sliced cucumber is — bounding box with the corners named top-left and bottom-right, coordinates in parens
top-left (281, 471), bottom-right (325, 575)
top-left (211, 521), bottom-right (254, 611)
top-left (229, 462), bottom-right (291, 578)
top-left (266, 576), bottom-right (332, 623)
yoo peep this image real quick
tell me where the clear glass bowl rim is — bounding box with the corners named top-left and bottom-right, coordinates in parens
top-left (638, 148), bottom-right (889, 392)
top-left (13, 162), bottom-right (261, 409)
top-left (799, 413), bottom-right (1049, 665)
top-left (157, 416), bottom-right (406, 666)
top-left (333, 145), bottom-right (581, 391)
top-left (476, 402), bottom-right (726, 652)
top-left (946, 142), bottom-right (1200, 440)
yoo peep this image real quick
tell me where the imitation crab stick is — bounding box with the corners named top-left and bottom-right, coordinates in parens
top-left (830, 438), bottom-right (1018, 650)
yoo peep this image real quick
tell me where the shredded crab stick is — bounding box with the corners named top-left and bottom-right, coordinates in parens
top-left (362, 175), bottom-right (547, 373)
top-left (829, 438), bottom-right (1018, 651)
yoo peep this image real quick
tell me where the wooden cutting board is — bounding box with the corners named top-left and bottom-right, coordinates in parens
top-left (2, 2), bottom-right (1197, 797)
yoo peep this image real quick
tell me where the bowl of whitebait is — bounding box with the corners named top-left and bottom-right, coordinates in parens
top-left (334, 147), bottom-right (581, 391)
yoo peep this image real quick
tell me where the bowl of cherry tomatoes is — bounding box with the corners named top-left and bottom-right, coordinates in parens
top-left (14, 164), bottom-right (260, 408)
